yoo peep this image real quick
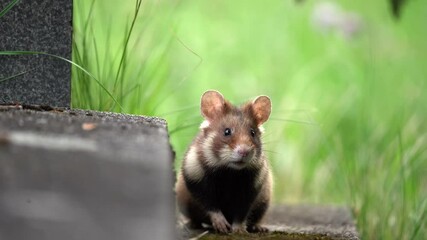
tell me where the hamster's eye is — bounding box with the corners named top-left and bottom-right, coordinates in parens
top-left (250, 128), bottom-right (256, 137)
top-left (224, 128), bottom-right (232, 136)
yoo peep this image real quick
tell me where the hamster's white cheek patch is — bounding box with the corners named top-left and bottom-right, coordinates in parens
top-left (184, 146), bottom-right (205, 181)
top-left (202, 132), bottom-right (217, 167)
top-left (219, 146), bottom-right (234, 164)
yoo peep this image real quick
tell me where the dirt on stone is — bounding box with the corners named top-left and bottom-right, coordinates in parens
top-left (177, 205), bottom-right (359, 240)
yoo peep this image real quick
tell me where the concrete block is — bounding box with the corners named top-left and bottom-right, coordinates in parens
top-left (0, 0), bottom-right (72, 107)
top-left (0, 108), bottom-right (175, 240)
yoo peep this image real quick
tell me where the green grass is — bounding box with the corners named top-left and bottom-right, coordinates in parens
top-left (72, 0), bottom-right (176, 113)
top-left (72, 0), bottom-right (427, 239)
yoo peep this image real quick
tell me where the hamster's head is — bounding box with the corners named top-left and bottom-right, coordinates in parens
top-left (199, 90), bottom-right (271, 170)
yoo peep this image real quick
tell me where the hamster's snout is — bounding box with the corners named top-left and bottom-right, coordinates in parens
top-left (233, 145), bottom-right (254, 162)
top-left (236, 145), bottom-right (251, 158)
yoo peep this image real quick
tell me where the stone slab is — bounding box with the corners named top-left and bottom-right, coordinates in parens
top-left (0, 107), bottom-right (175, 240)
top-left (265, 204), bottom-right (359, 239)
top-left (178, 205), bottom-right (359, 239)
top-left (0, 0), bottom-right (72, 107)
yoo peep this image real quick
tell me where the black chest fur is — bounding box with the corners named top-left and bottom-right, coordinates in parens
top-left (185, 167), bottom-right (261, 222)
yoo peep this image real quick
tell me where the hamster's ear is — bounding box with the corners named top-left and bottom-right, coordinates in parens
top-left (252, 96), bottom-right (271, 126)
top-left (201, 90), bottom-right (225, 120)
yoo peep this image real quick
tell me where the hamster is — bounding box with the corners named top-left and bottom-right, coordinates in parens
top-left (175, 90), bottom-right (273, 234)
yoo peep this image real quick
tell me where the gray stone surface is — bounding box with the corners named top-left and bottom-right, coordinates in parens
top-left (0, 0), bottom-right (72, 107)
top-left (265, 204), bottom-right (359, 239)
top-left (178, 205), bottom-right (359, 239)
top-left (0, 108), bottom-right (175, 240)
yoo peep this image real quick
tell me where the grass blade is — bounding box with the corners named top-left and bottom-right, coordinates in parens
top-left (113, 0), bottom-right (144, 92)
top-left (0, 0), bottom-right (20, 18)
top-left (410, 198), bottom-right (427, 240)
top-left (150, 34), bottom-right (203, 114)
top-left (0, 68), bottom-right (33, 83)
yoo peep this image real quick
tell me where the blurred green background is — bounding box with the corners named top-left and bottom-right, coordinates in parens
top-left (72, 0), bottom-right (427, 239)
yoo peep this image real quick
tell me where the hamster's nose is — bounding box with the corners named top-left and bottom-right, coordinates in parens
top-left (236, 145), bottom-right (251, 157)
top-left (238, 149), bottom-right (248, 157)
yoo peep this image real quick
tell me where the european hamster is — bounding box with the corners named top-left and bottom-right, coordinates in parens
top-left (175, 90), bottom-right (272, 233)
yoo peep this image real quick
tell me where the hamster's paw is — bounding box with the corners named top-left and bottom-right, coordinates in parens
top-left (209, 212), bottom-right (231, 233)
top-left (231, 223), bottom-right (248, 234)
top-left (247, 224), bottom-right (269, 233)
